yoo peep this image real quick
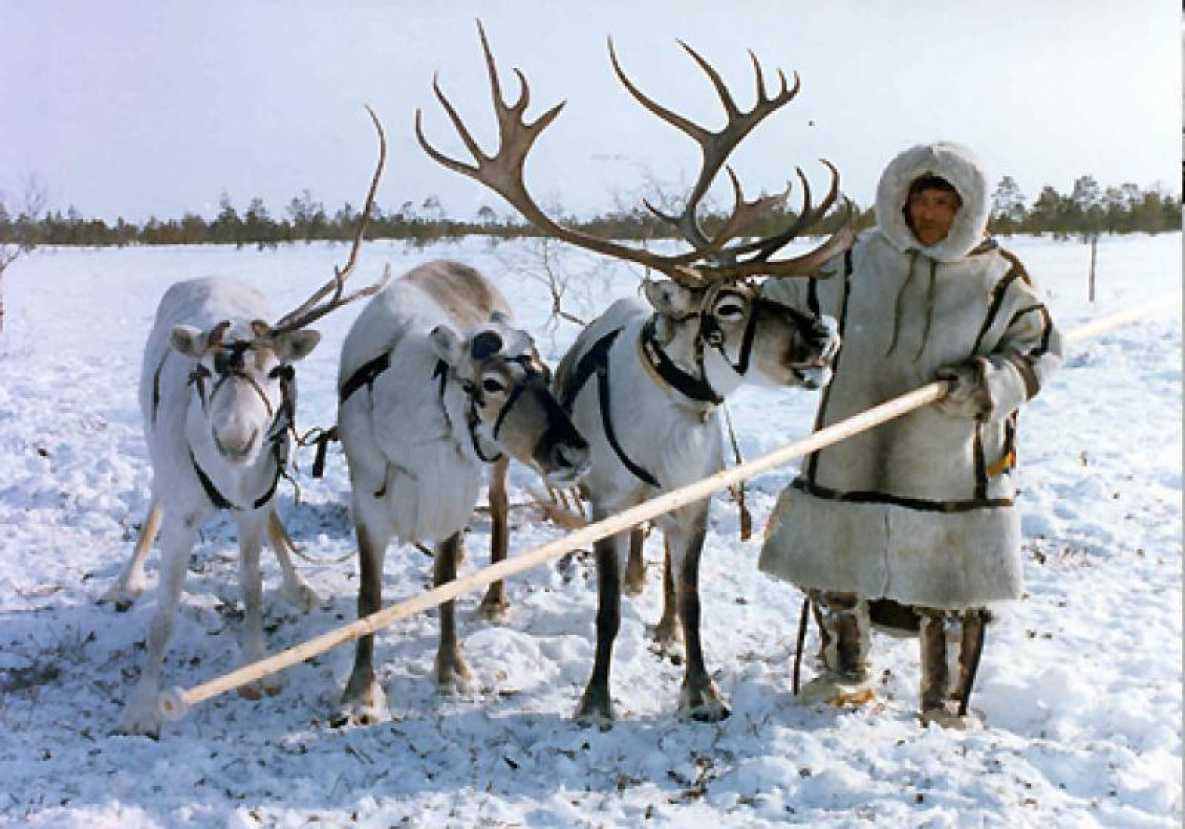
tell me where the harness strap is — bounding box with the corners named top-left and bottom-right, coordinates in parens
top-left (188, 444), bottom-right (284, 512)
top-left (641, 317), bottom-right (722, 405)
top-left (340, 352), bottom-right (391, 403)
top-left (560, 327), bottom-right (660, 488)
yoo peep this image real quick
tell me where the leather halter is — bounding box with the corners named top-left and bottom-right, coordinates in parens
top-left (184, 340), bottom-right (295, 512)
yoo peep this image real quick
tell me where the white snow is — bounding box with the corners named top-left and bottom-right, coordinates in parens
top-left (0, 233), bottom-right (1180, 827)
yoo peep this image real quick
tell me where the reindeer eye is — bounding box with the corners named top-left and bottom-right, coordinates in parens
top-left (482, 378), bottom-right (505, 395)
top-left (715, 302), bottom-right (745, 320)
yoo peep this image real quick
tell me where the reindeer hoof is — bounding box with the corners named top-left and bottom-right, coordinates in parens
top-left (338, 676), bottom-right (389, 726)
top-left (281, 580), bottom-right (321, 612)
top-left (117, 687), bottom-right (163, 739)
top-left (475, 598), bottom-right (511, 624)
top-left (679, 682), bottom-right (730, 722)
top-left (651, 619), bottom-right (684, 664)
top-left (99, 583), bottom-right (145, 612)
top-left (575, 686), bottom-right (615, 727)
top-left (434, 653), bottom-right (474, 695)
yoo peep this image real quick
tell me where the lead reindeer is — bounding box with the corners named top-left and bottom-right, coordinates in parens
top-left (418, 24), bottom-right (853, 722)
top-left (118, 111), bottom-right (389, 737)
top-left (335, 259), bottom-right (591, 725)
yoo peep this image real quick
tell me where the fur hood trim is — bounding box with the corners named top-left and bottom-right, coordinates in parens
top-left (875, 142), bottom-right (990, 262)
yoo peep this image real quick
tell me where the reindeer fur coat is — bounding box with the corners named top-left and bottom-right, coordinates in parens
top-left (759, 142), bottom-right (1063, 609)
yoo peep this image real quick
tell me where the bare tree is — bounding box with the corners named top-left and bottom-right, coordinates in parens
top-left (0, 176), bottom-right (48, 336)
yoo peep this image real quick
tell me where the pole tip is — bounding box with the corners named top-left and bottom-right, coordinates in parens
top-left (158, 687), bottom-right (190, 721)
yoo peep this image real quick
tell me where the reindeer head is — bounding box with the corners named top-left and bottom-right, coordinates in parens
top-left (643, 278), bottom-right (839, 392)
top-left (430, 312), bottom-right (590, 485)
top-left (170, 320), bottom-right (320, 465)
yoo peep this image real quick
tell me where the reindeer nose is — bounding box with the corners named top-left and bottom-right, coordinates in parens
top-left (213, 427), bottom-right (258, 462)
top-left (547, 440), bottom-right (591, 484)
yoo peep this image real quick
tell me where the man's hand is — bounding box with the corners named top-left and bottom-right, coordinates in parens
top-left (935, 357), bottom-right (994, 419)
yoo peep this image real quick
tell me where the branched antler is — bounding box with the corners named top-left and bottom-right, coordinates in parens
top-left (417, 21), bottom-right (854, 287)
top-left (271, 106), bottom-right (391, 335)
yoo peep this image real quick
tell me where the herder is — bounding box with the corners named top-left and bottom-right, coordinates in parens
top-left (759, 142), bottom-right (1063, 726)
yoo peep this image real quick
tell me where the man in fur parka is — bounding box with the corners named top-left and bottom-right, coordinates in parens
top-left (759, 141), bottom-right (1063, 725)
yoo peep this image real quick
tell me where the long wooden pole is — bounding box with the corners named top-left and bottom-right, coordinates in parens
top-left (158, 302), bottom-right (1168, 720)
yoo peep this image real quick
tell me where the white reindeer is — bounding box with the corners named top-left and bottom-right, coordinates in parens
top-left (418, 24), bottom-right (852, 722)
top-left (118, 114), bottom-right (388, 737)
top-left (335, 259), bottom-right (591, 725)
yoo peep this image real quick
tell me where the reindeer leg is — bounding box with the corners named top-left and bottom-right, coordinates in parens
top-left (652, 536), bottom-right (684, 663)
top-left (101, 498), bottom-right (163, 611)
top-left (576, 519), bottom-right (625, 726)
top-left (669, 507), bottom-right (729, 722)
top-left (235, 512), bottom-right (282, 699)
top-left (118, 514), bottom-right (197, 738)
top-left (477, 456), bottom-right (511, 622)
top-left (622, 525), bottom-right (646, 597)
top-left (340, 519), bottom-right (392, 725)
top-left (266, 509), bottom-right (320, 611)
top-left (434, 531), bottom-right (474, 694)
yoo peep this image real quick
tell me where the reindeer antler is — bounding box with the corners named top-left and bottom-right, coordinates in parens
top-left (270, 106), bottom-right (391, 335)
top-left (417, 21), bottom-right (854, 287)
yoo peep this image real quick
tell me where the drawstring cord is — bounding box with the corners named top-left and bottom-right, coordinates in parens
top-left (885, 250), bottom-right (919, 358)
top-left (885, 251), bottom-right (938, 361)
top-left (916, 259), bottom-right (938, 362)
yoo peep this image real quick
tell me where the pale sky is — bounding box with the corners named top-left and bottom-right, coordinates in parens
top-left (2, 1), bottom-right (1179, 223)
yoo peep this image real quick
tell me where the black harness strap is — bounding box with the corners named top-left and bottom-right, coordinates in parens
top-left (641, 317), bottom-right (722, 406)
top-left (340, 352), bottom-right (392, 403)
top-left (151, 353), bottom-right (169, 426)
top-left (189, 445), bottom-right (284, 512)
top-left (560, 327), bottom-right (660, 488)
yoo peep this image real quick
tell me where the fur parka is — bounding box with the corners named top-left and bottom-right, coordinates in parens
top-left (758, 142), bottom-right (1063, 609)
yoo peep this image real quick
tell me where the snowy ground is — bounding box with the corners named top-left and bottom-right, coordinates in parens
top-left (0, 233), bottom-right (1180, 827)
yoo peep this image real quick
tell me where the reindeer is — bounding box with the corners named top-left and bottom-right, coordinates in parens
top-left (335, 259), bottom-right (591, 725)
top-left (118, 112), bottom-right (388, 737)
top-left (417, 24), bottom-right (853, 723)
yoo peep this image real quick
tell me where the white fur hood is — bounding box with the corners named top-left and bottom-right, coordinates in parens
top-left (874, 142), bottom-right (990, 262)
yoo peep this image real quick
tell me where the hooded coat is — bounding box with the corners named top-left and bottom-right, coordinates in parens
top-left (758, 142), bottom-right (1063, 609)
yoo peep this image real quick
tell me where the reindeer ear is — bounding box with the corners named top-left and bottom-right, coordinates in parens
top-left (643, 279), bottom-right (695, 317)
top-left (429, 324), bottom-right (466, 368)
top-left (169, 325), bottom-right (208, 358)
top-left (272, 329), bottom-right (321, 363)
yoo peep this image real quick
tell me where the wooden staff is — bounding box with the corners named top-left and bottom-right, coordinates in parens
top-left (158, 302), bottom-right (1169, 721)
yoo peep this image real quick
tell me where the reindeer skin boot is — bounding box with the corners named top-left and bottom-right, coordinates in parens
top-left (798, 591), bottom-right (874, 705)
top-left (919, 608), bottom-right (984, 730)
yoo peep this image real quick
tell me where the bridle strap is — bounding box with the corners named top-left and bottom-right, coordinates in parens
top-left (186, 346), bottom-right (295, 512)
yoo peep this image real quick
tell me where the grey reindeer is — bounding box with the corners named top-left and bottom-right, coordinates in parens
top-left (334, 259), bottom-right (591, 725)
top-left (417, 23), bottom-right (853, 723)
top-left (118, 112), bottom-right (389, 736)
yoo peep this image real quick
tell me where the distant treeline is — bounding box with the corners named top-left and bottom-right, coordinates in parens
top-left (0, 176), bottom-right (1179, 249)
